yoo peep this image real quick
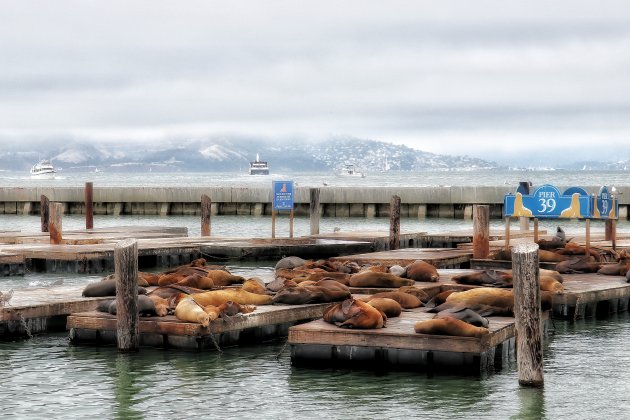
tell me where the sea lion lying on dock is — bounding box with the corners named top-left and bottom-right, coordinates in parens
top-left (451, 270), bottom-right (512, 287)
top-left (433, 306), bottom-right (489, 328)
top-left (397, 285), bottom-right (430, 302)
top-left (266, 278), bottom-right (298, 292)
top-left (597, 260), bottom-right (630, 276)
top-left (539, 269), bottom-right (563, 283)
top-left (349, 271), bottom-right (414, 288)
top-left (82, 279), bottom-right (147, 297)
top-left (203, 301), bottom-right (256, 320)
top-left (445, 288), bottom-right (515, 316)
top-left (538, 250), bottom-right (568, 263)
top-left (323, 298), bottom-right (386, 329)
top-left (175, 297), bottom-right (210, 327)
top-left (555, 257), bottom-right (601, 274)
top-left (275, 256), bottom-right (308, 270)
top-left (540, 276), bottom-right (564, 293)
top-left (241, 278), bottom-right (268, 295)
top-left (96, 294), bottom-right (160, 316)
top-left (293, 272), bottom-right (351, 285)
top-left (272, 281), bottom-right (351, 305)
top-left (555, 243), bottom-right (601, 261)
top-left (424, 290), bottom-right (457, 308)
top-left (365, 291), bottom-right (423, 309)
top-left (414, 317), bottom-right (489, 338)
top-left (405, 260), bottom-right (439, 282)
top-left (366, 298), bottom-right (402, 317)
top-left (191, 289), bottom-right (273, 306)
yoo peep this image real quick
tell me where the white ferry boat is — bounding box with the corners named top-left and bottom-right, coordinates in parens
top-left (249, 154), bottom-right (269, 175)
top-left (338, 164), bottom-right (366, 178)
top-left (30, 160), bottom-right (56, 178)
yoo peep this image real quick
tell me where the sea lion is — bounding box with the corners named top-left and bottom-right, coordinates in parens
top-left (397, 285), bottom-right (430, 302)
top-left (191, 289), bottom-right (273, 306)
top-left (101, 273), bottom-right (150, 287)
top-left (451, 270), bottom-right (512, 287)
top-left (272, 286), bottom-right (325, 304)
top-left (138, 271), bottom-right (161, 286)
top-left (597, 261), bottom-right (630, 276)
top-left (147, 284), bottom-right (205, 300)
top-left (555, 226), bottom-right (566, 241)
top-left (294, 272), bottom-right (351, 285)
top-left (242, 278), bottom-right (268, 295)
top-left (433, 306), bottom-right (489, 328)
top-left (363, 263), bottom-right (389, 273)
top-left (540, 276), bottom-right (564, 293)
top-left (100, 294), bottom-right (160, 316)
top-left (323, 298), bottom-right (385, 329)
top-left (492, 249), bottom-right (512, 261)
top-left (539, 250), bottom-right (568, 263)
top-left (414, 317), bottom-right (489, 338)
top-left (365, 291), bottom-right (422, 309)
top-left (556, 257), bottom-right (601, 274)
top-left (147, 294), bottom-right (169, 316)
top-left (266, 278), bottom-right (298, 292)
top-left (175, 297), bottom-right (210, 327)
top-left (204, 270), bottom-right (246, 287)
top-left (446, 288), bottom-right (514, 316)
top-left (275, 256), bottom-right (308, 269)
top-left (427, 301), bottom-right (502, 317)
top-left (425, 290), bottom-right (457, 308)
top-left (82, 279), bottom-right (147, 297)
top-left (175, 273), bottom-right (215, 289)
top-left (539, 269), bottom-right (563, 283)
top-left (204, 301), bottom-right (256, 320)
top-left (405, 260), bottom-right (439, 282)
top-left (367, 298), bottom-right (402, 317)
top-left (349, 271), bottom-right (414, 288)
top-left (556, 243), bottom-right (601, 261)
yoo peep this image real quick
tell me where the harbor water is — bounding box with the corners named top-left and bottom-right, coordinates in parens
top-left (2, 169), bottom-right (630, 418)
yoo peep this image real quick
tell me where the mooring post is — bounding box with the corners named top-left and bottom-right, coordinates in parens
top-left (504, 217), bottom-right (511, 252)
top-left (585, 219), bottom-right (591, 257)
top-left (201, 194), bottom-right (211, 236)
top-left (533, 218), bottom-right (539, 243)
top-left (518, 181), bottom-right (531, 232)
top-left (85, 182), bottom-right (93, 229)
top-left (49, 202), bottom-right (63, 244)
top-left (271, 209), bottom-right (276, 239)
top-left (40, 195), bottom-right (50, 233)
top-left (511, 242), bottom-right (544, 387)
top-left (309, 188), bottom-right (321, 235)
top-left (115, 238), bottom-right (139, 352)
top-left (473, 205), bottom-right (490, 259)
top-left (389, 195), bottom-right (401, 250)
top-left (289, 208), bottom-right (294, 239)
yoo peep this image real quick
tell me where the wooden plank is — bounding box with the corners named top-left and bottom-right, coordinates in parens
top-left (332, 248), bottom-right (472, 268)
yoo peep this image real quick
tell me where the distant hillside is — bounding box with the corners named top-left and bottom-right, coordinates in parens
top-left (0, 137), bottom-right (500, 172)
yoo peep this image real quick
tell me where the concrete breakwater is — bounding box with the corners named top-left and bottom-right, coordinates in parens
top-left (1, 186), bottom-right (629, 219)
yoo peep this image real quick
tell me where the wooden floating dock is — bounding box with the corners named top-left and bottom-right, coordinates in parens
top-left (418, 228), bottom-right (546, 248)
top-left (289, 310), bottom-right (518, 374)
top-left (332, 248), bottom-right (472, 268)
top-left (67, 303), bottom-right (330, 350)
top-left (309, 231), bottom-right (427, 251)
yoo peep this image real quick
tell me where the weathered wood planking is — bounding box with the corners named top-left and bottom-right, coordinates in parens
top-left (332, 248), bottom-right (472, 268)
top-left (0, 226), bottom-right (188, 245)
top-left (309, 231), bottom-right (427, 250)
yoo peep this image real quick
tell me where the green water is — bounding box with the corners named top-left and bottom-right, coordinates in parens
top-left (1, 313), bottom-right (630, 419)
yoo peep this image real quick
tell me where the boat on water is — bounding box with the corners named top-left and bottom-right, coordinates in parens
top-left (249, 154), bottom-right (269, 175)
top-left (338, 164), bottom-right (366, 178)
top-left (30, 160), bottom-right (56, 178)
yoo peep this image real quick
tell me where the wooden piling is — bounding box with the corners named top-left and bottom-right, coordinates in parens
top-left (605, 219), bottom-right (616, 243)
top-left (504, 217), bottom-right (511, 252)
top-left (201, 194), bottom-right (211, 236)
top-left (115, 238), bottom-right (139, 352)
top-left (519, 217), bottom-right (529, 231)
top-left (472, 205), bottom-right (490, 259)
top-left (511, 242), bottom-right (544, 387)
top-left (310, 188), bottom-right (321, 235)
top-left (585, 219), bottom-right (591, 257)
top-left (271, 209), bottom-right (276, 239)
top-left (85, 182), bottom-right (93, 230)
top-left (290, 209), bottom-right (294, 239)
top-left (49, 202), bottom-right (63, 245)
top-left (389, 195), bottom-right (401, 250)
top-left (40, 195), bottom-right (50, 233)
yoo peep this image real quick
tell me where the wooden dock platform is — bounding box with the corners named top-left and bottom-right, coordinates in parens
top-left (332, 248), bottom-right (472, 268)
top-left (309, 231), bottom-right (427, 251)
top-left (67, 303), bottom-right (330, 350)
top-left (289, 310), bottom-right (518, 374)
top-left (418, 228), bottom-right (546, 248)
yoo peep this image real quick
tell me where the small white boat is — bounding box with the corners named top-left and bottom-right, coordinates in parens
top-left (30, 160), bottom-right (56, 179)
top-left (249, 153), bottom-right (269, 175)
top-left (338, 164), bottom-right (366, 178)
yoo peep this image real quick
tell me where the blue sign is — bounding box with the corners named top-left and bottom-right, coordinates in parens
top-left (593, 186), bottom-right (618, 220)
top-left (273, 180), bottom-right (294, 210)
top-left (504, 184), bottom-right (591, 219)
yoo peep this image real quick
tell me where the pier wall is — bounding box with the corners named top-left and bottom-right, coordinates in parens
top-left (1, 186), bottom-right (629, 219)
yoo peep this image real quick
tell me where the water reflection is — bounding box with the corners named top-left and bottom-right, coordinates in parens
top-left (515, 387), bottom-right (546, 420)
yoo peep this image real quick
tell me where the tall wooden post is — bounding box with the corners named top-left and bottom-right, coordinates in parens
top-left (201, 194), bottom-right (211, 236)
top-left (533, 219), bottom-right (539, 243)
top-left (511, 243), bottom-right (544, 387)
top-left (389, 195), bottom-right (401, 250)
top-left (40, 195), bottom-right (50, 233)
top-left (504, 217), bottom-right (511, 252)
top-left (289, 209), bottom-right (294, 238)
top-left (49, 202), bottom-right (63, 244)
top-left (473, 205), bottom-right (490, 259)
top-left (519, 217), bottom-right (529, 231)
top-left (309, 188), bottom-right (321, 235)
top-left (271, 209), bottom-right (276, 239)
top-left (585, 219), bottom-right (591, 257)
top-left (518, 181), bottom-right (531, 232)
top-left (115, 238), bottom-right (139, 352)
top-left (85, 182), bottom-right (93, 230)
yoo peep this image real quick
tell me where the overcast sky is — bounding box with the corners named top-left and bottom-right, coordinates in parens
top-left (1, 1), bottom-right (630, 163)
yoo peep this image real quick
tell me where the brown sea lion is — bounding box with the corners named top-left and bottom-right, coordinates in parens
top-left (446, 288), bottom-right (514, 316)
top-left (556, 243), bottom-right (601, 261)
top-left (272, 286), bottom-right (324, 304)
top-left (451, 270), bottom-right (513, 287)
top-left (147, 284), bottom-right (205, 300)
top-left (101, 273), bottom-right (150, 287)
top-left (204, 301), bottom-right (257, 319)
top-left (275, 267), bottom-right (324, 280)
top-left (405, 260), bottom-right (439, 282)
top-left (367, 298), bottom-right (402, 317)
top-left (492, 249), bottom-right (512, 261)
top-left (82, 279), bottom-right (147, 297)
top-left (397, 285), bottom-right (430, 302)
top-left (536, 237), bottom-right (568, 251)
top-left (597, 261), bottom-right (630, 276)
top-left (242, 278), bottom-right (268, 295)
top-left (266, 278), bottom-right (298, 292)
top-left (349, 271), bottom-right (414, 288)
top-left (191, 289), bottom-right (273, 306)
top-left (555, 257), bottom-right (601, 274)
top-left (538, 250), bottom-right (568, 263)
top-left (414, 317), bottom-right (489, 338)
top-left (175, 273), bottom-right (215, 289)
top-left (425, 289), bottom-right (457, 307)
top-left (295, 272), bottom-right (351, 285)
top-left (147, 294), bottom-right (169, 316)
top-left (138, 271), bottom-right (161, 286)
top-left (323, 298), bottom-right (386, 329)
top-left (175, 297), bottom-right (210, 327)
top-left (365, 291), bottom-right (422, 309)
top-left (363, 263), bottom-right (389, 273)
top-left (539, 269), bottom-right (564, 283)
top-left (540, 276), bottom-right (564, 293)
top-left (204, 270), bottom-right (246, 287)
top-left (433, 306), bottom-right (489, 328)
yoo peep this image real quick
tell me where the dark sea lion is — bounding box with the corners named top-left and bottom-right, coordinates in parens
top-left (397, 285), bottom-right (430, 302)
top-left (104, 294), bottom-right (159, 316)
top-left (492, 249), bottom-right (512, 261)
top-left (556, 257), bottom-right (601, 274)
top-left (275, 256), bottom-right (308, 269)
top-left (147, 284), bottom-right (205, 300)
top-left (366, 291), bottom-right (422, 309)
top-left (425, 289), bottom-right (457, 308)
top-left (433, 306), bottom-right (489, 328)
top-left (367, 298), bottom-right (402, 317)
top-left (82, 279), bottom-right (147, 297)
top-left (556, 244), bottom-right (601, 261)
top-left (349, 271), bottom-right (414, 288)
top-left (97, 299), bottom-right (114, 313)
top-left (272, 286), bottom-right (324, 304)
top-left (451, 270), bottom-right (512, 287)
top-left (426, 301), bottom-right (501, 317)
top-left (414, 317), bottom-right (489, 338)
top-left (192, 289), bottom-right (273, 306)
top-left (297, 272), bottom-right (351, 285)
top-left (102, 273), bottom-right (150, 287)
top-left (323, 298), bottom-right (386, 329)
top-left (175, 297), bottom-right (210, 327)
top-left (597, 261), bottom-right (630, 276)
top-left (405, 260), bottom-right (439, 282)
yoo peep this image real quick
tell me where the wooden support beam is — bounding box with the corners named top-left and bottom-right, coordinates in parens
top-left (49, 202), bottom-right (63, 244)
top-left (85, 182), bottom-right (93, 229)
top-left (472, 205), bottom-right (490, 259)
top-left (533, 218), bottom-right (539, 243)
top-left (201, 194), bottom-right (211, 236)
top-left (309, 188), bottom-right (321, 235)
top-left (389, 195), bottom-right (401, 250)
top-left (290, 209), bottom-right (294, 239)
top-left (511, 242), bottom-right (544, 387)
top-left (115, 238), bottom-right (139, 352)
top-left (585, 219), bottom-right (591, 257)
top-left (271, 209), bottom-right (276, 239)
top-left (504, 217), bottom-right (511, 252)
top-left (40, 195), bottom-right (49, 233)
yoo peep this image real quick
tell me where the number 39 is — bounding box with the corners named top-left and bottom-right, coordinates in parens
top-left (539, 198), bottom-right (556, 213)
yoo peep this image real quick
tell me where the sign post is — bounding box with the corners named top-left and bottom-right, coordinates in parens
top-left (272, 180), bottom-right (294, 239)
